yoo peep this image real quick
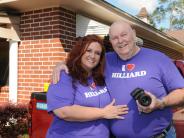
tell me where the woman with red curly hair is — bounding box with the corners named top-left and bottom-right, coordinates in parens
top-left (46, 35), bottom-right (128, 138)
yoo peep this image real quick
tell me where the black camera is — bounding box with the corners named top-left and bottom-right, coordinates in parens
top-left (130, 88), bottom-right (152, 106)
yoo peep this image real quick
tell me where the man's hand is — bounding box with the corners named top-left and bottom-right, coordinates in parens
top-left (51, 61), bottom-right (69, 84)
top-left (136, 92), bottom-right (165, 114)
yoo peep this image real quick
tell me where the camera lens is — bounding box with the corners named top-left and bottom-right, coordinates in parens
top-left (139, 94), bottom-right (152, 106)
top-left (130, 88), bottom-right (152, 106)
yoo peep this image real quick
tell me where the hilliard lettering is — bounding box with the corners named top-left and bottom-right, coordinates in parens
top-left (112, 70), bottom-right (146, 78)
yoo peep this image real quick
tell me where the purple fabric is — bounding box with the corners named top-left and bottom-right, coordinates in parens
top-left (46, 71), bottom-right (110, 138)
top-left (105, 48), bottom-right (184, 138)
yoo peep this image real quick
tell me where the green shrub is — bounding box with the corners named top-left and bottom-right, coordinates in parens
top-left (0, 103), bottom-right (29, 138)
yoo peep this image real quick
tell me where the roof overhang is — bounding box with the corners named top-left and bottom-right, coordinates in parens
top-left (1, 0), bottom-right (184, 53)
top-left (0, 12), bottom-right (20, 41)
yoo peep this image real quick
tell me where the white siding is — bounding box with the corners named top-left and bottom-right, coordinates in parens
top-left (76, 14), bottom-right (109, 37)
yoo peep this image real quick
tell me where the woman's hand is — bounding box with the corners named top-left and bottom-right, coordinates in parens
top-left (102, 99), bottom-right (129, 119)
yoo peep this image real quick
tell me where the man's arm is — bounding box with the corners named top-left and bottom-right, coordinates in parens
top-left (161, 88), bottom-right (184, 108)
top-left (51, 61), bottom-right (68, 84)
top-left (53, 99), bottom-right (129, 122)
top-left (137, 89), bottom-right (184, 113)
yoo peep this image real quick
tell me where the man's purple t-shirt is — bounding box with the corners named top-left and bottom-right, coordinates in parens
top-left (46, 71), bottom-right (111, 138)
top-left (105, 48), bottom-right (184, 138)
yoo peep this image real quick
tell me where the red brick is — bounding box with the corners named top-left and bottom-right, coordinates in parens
top-left (34, 9), bottom-right (43, 14)
top-left (40, 39), bottom-right (49, 43)
top-left (17, 6), bottom-right (76, 103)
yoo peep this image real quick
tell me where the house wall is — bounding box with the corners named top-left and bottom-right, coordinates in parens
top-left (17, 7), bottom-right (76, 103)
top-left (142, 38), bottom-right (183, 60)
top-left (76, 14), bottom-right (109, 37)
top-left (0, 86), bottom-right (9, 104)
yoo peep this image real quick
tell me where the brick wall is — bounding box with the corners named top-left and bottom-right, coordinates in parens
top-left (18, 7), bottom-right (76, 103)
top-left (0, 86), bottom-right (9, 105)
top-left (142, 38), bottom-right (183, 60)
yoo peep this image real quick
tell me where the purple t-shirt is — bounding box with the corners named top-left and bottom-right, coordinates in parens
top-left (46, 71), bottom-right (111, 138)
top-left (105, 48), bottom-right (184, 138)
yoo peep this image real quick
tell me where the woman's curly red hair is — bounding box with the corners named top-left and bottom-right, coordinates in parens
top-left (67, 35), bottom-right (105, 86)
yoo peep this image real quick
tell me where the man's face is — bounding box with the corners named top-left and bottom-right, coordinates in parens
top-left (109, 22), bottom-right (136, 60)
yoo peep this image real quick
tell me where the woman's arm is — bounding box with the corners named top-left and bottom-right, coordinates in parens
top-left (53, 99), bottom-right (128, 122)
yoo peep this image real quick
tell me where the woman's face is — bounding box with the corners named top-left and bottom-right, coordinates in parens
top-left (81, 42), bottom-right (102, 73)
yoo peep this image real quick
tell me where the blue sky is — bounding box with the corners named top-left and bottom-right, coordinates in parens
top-left (105, 0), bottom-right (168, 29)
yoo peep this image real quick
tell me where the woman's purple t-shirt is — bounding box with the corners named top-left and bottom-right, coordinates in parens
top-left (46, 71), bottom-right (111, 138)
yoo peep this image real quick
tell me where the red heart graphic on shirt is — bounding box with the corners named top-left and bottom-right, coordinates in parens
top-left (91, 82), bottom-right (96, 89)
top-left (126, 64), bottom-right (135, 71)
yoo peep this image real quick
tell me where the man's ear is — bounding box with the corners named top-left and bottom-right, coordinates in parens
top-left (132, 29), bottom-right (136, 41)
top-left (109, 36), bottom-right (112, 44)
top-left (132, 29), bottom-right (136, 37)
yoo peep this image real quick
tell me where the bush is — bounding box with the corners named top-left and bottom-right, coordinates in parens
top-left (0, 103), bottom-right (29, 138)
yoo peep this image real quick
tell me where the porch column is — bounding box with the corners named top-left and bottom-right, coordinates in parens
top-left (9, 40), bottom-right (18, 103)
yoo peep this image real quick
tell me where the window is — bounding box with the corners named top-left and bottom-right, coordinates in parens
top-left (0, 39), bottom-right (9, 86)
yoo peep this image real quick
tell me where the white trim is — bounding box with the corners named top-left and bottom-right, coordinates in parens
top-left (0, 26), bottom-right (20, 41)
top-left (9, 40), bottom-right (18, 103)
top-left (0, 16), bottom-right (20, 24)
top-left (0, 0), bottom-right (17, 4)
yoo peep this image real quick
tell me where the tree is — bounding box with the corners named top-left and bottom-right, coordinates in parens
top-left (150, 0), bottom-right (184, 30)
